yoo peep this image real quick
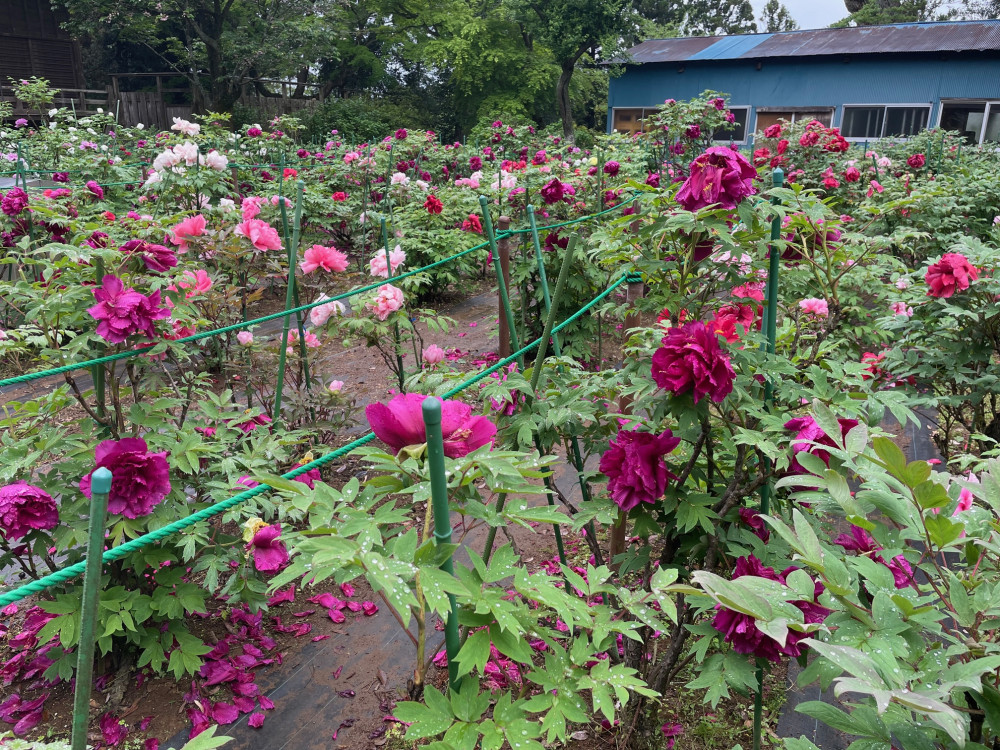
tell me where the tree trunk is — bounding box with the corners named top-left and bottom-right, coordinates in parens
top-left (556, 59), bottom-right (576, 144)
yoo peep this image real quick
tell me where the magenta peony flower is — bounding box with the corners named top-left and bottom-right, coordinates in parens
top-left (0, 483), bottom-right (59, 540)
top-left (87, 275), bottom-right (171, 343)
top-left (80, 438), bottom-right (171, 518)
top-left (0, 188), bottom-right (28, 217)
top-left (675, 146), bottom-right (757, 212)
top-left (599, 429), bottom-right (681, 512)
top-left (739, 507), bottom-right (770, 542)
top-left (833, 525), bottom-right (912, 588)
top-left (247, 524), bottom-right (289, 571)
top-left (365, 393), bottom-right (496, 458)
top-left (300, 244), bottom-right (348, 274)
top-left (925, 253), bottom-right (979, 298)
top-left (651, 321), bottom-right (735, 404)
top-left (712, 555), bottom-right (829, 662)
top-left (907, 153), bottom-right (926, 169)
top-left (539, 179), bottom-right (565, 205)
top-left (784, 415), bottom-right (859, 474)
top-left (603, 161), bottom-right (620, 176)
top-left (85, 180), bottom-right (105, 200)
top-left (119, 239), bottom-right (178, 273)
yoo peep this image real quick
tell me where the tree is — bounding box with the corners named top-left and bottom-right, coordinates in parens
top-left (838, 0), bottom-right (956, 23)
top-left (760, 0), bottom-right (798, 31)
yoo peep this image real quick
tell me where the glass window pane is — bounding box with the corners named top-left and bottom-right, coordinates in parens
top-left (715, 108), bottom-right (748, 142)
top-left (842, 107), bottom-right (885, 138)
top-left (941, 103), bottom-right (987, 144)
top-left (983, 107), bottom-right (1000, 143)
top-left (613, 109), bottom-right (644, 135)
top-left (885, 107), bottom-right (929, 137)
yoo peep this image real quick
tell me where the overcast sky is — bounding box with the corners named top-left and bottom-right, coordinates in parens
top-left (751, 0), bottom-right (848, 29)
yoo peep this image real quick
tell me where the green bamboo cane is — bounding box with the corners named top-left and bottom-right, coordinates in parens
top-left (380, 218), bottom-right (406, 392)
top-left (422, 398), bottom-right (461, 690)
top-left (71, 467), bottom-right (111, 750)
top-left (93, 258), bottom-right (107, 423)
top-left (478, 195), bottom-right (521, 365)
top-left (272, 168), bottom-right (297, 426)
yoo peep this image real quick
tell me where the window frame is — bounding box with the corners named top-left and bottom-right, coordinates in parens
top-left (753, 107), bottom-right (836, 132)
top-left (936, 99), bottom-right (1000, 145)
top-left (610, 107), bottom-right (658, 135)
top-left (610, 105), bottom-right (752, 144)
top-left (839, 103), bottom-right (932, 141)
top-left (713, 105), bottom-right (750, 144)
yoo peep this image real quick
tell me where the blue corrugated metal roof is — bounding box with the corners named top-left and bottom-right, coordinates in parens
top-left (625, 20), bottom-right (1000, 64)
top-left (687, 34), bottom-right (773, 61)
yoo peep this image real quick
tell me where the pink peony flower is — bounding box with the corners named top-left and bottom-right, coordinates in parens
top-left (237, 331), bottom-right (254, 346)
top-left (328, 380), bottom-right (344, 393)
top-left (0, 483), bottom-right (59, 540)
top-left (235, 219), bottom-right (282, 252)
top-left (907, 153), bottom-right (926, 169)
top-left (119, 239), bottom-right (177, 273)
top-left (423, 344), bottom-right (446, 365)
top-left (784, 415), bottom-right (859, 475)
top-left (739, 507), bottom-right (770, 542)
top-left (712, 555), bottom-right (829, 662)
top-left (603, 160), bottom-right (620, 176)
top-left (798, 297), bottom-right (829, 318)
top-left (241, 196), bottom-right (264, 220)
top-left (247, 524), bottom-right (289, 571)
top-left (365, 393), bottom-right (496, 458)
top-left (87, 275), bottom-right (171, 343)
top-left (309, 295), bottom-right (346, 327)
top-left (709, 303), bottom-right (759, 343)
top-left (369, 246), bottom-right (406, 278)
top-left (599, 429), bottom-right (681, 512)
top-left (651, 321), bottom-right (735, 404)
top-left (866, 179), bottom-right (884, 198)
top-left (675, 146), bottom-right (756, 212)
top-left (178, 269), bottom-right (213, 296)
top-left (300, 244), bottom-right (348, 274)
top-left (80, 438), bottom-right (171, 518)
top-left (925, 253), bottom-right (979, 298)
top-left (86, 180), bottom-right (105, 200)
top-left (1, 188), bottom-right (29, 216)
top-left (891, 301), bottom-right (913, 317)
top-left (368, 284), bottom-right (404, 321)
top-left (169, 214), bottom-right (206, 250)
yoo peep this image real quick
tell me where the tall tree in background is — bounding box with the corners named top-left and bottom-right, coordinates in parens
top-left (838, 0), bottom-right (955, 23)
top-left (760, 0), bottom-right (798, 31)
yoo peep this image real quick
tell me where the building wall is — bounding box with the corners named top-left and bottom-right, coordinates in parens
top-left (0, 0), bottom-right (84, 90)
top-left (607, 53), bottom-right (1000, 134)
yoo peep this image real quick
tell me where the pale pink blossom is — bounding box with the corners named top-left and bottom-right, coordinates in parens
top-left (235, 219), bottom-right (282, 252)
top-left (423, 345), bottom-right (445, 364)
top-left (390, 172), bottom-right (410, 186)
top-left (200, 150), bottom-right (228, 170)
top-left (237, 331), bottom-right (254, 346)
top-left (171, 117), bottom-right (200, 136)
top-left (891, 301), bottom-right (913, 317)
top-left (368, 284), bottom-right (404, 321)
top-left (343, 151), bottom-right (360, 164)
top-left (328, 380), bottom-right (344, 393)
top-left (798, 298), bottom-right (829, 318)
top-left (309, 295), bottom-right (346, 326)
top-left (173, 141), bottom-right (199, 166)
top-left (269, 196), bottom-right (292, 208)
top-left (286, 329), bottom-right (321, 354)
top-left (895, 278), bottom-right (910, 290)
top-left (369, 246), bottom-right (406, 278)
top-left (301, 244), bottom-right (348, 274)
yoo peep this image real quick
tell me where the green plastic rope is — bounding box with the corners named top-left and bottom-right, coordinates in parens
top-left (0, 273), bottom-right (627, 606)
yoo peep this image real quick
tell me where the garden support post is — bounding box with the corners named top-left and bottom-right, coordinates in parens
top-left (422, 398), bottom-right (461, 690)
top-left (272, 176), bottom-right (301, 426)
top-left (609, 273), bottom-right (645, 567)
top-left (479, 196), bottom-right (521, 367)
top-left (71, 467), bottom-right (111, 750)
top-left (496, 216), bottom-right (512, 358)
top-left (380, 218), bottom-right (406, 392)
top-left (759, 167), bottom-right (785, 518)
top-left (93, 258), bottom-right (107, 424)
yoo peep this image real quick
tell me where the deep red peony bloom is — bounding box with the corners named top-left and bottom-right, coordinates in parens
top-left (0, 188), bottom-right (28, 217)
top-left (783, 415), bottom-right (859, 475)
top-left (711, 555), bottom-right (829, 662)
top-left (675, 146), bottom-right (757, 212)
top-left (461, 213), bottom-right (483, 233)
top-left (651, 321), bottom-right (735, 404)
top-left (247, 524), bottom-right (289, 571)
top-left (365, 393), bottom-right (496, 458)
top-left (603, 161), bottom-right (620, 176)
top-left (599, 429), bottom-right (681, 512)
top-left (906, 153), bottom-right (926, 169)
top-left (843, 166), bottom-right (861, 183)
top-left (925, 253), bottom-right (979, 298)
top-left (763, 123), bottom-right (782, 139)
top-left (739, 507), bottom-right (769, 542)
top-left (424, 195), bottom-right (443, 214)
top-left (119, 239), bottom-right (178, 273)
top-left (709, 303), bottom-right (759, 344)
top-left (80, 438), bottom-right (171, 518)
top-left (833, 525), bottom-right (913, 588)
top-left (540, 179), bottom-right (565, 205)
top-left (0, 483), bottom-right (59, 540)
top-left (87, 275), bottom-right (171, 344)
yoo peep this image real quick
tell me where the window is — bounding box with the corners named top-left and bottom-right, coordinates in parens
top-left (612, 108), bottom-right (655, 135)
top-left (755, 109), bottom-right (834, 133)
top-left (714, 107), bottom-right (749, 143)
top-left (937, 101), bottom-right (1000, 145)
top-left (841, 105), bottom-right (930, 139)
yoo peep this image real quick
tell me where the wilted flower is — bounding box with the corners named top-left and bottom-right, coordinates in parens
top-left (599, 429), bottom-right (681, 512)
top-left (300, 244), bottom-right (348, 274)
top-left (675, 146), bottom-right (756, 212)
top-left (246, 524), bottom-right (289, 572)
top-left (891, 301), bottom-right (913, 317)
top-left (86, 180), bottom-right (104, 200)
top-left (0, 483), bottom-right (58, 540)
top-left (739, 507), bottom-right (769, 542)
top-left (80, 438), bottom-right (171, 518)
top-left (925, 253), bottom-right (979, 298)
top-left (87, 275), bottom-right (171, 343)
top-left (365, 393), bottom-right (496, 458)
top-left (651, 321), bottom-right (735, 404)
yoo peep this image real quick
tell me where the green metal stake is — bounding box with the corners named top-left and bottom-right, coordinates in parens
top-left (753, 658), bottom-right (766, 750)
top-left (478, 196), bottom-right (521, 365)
top-left (93, 258), bottom-right (107, 423)
top-left (758, 166), bottom-right (784, 517)
top-left (422, 398), bottom-right (461, 690)
top-left (71, 467), bottom-right (111, 750)
top-left (272, 182), bottom-right (298, 426)
top-left (380, 218), bottom-right (407, 392)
